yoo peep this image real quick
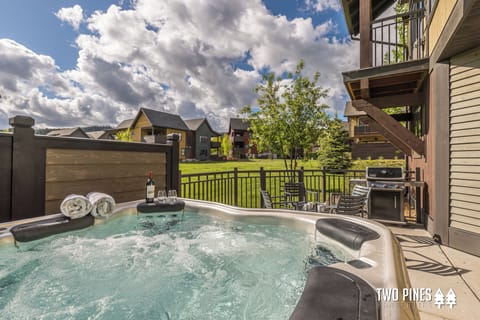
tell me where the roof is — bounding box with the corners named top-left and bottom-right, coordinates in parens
top-left (343, 101), bottom-right (366, 117)
top-left (341, 0), bottom-right (395, 35)
top-left (184, 118), bottom-right (220, 136)
top-left (116, 119), bottom-right (134, 129)
top-left (88, 130), bottom-right (113, 139)
top-left (46, 127), bottom-right (89, 138)
top-left (184, 118), bottom-right (205, 131)
top-left (229, 118), bottom-right (250, 131)
top-left (135, 108), bottom-right (189, 131)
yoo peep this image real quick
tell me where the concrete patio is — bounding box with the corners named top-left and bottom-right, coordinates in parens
top-left (389, 225), bottom-right (480, 320)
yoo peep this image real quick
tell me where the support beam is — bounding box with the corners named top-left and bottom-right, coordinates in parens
top-left (391, 113), bottom-right (413, 122)
top-left (359, 0), bottom-right (372, 68)
top-left (360, 78), bottom-right (370, 99)
top-left (353, 99), bottom-right (425, 156)
top-left (365, 93), bottom-right (425, 108)
top-left (360, 118), bottom-right (413, 156)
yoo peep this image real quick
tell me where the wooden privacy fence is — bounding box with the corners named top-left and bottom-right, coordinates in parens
top-left (181, 167), bottom-right (366, 208)
top-left (0, 116), bottom-right (180, 222)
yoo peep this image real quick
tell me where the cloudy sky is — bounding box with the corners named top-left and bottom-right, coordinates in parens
top-left (0, 0), bottom-right (358, 131)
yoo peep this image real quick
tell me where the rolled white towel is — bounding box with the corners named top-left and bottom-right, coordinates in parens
top-left (60, 194), bottom-right (93, 219)
top-left (87, 192), bottom-right (116, 219)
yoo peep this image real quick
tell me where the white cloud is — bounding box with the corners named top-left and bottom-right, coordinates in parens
top-left (305, 0), bottom-right (341, 12)
top-left (1, 0), bottom-right (357, 131)
top-left (55, 5), bottom-right (84, 30)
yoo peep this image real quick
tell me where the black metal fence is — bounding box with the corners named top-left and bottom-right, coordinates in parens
top-left (181, 167), bottom-right (365, 208)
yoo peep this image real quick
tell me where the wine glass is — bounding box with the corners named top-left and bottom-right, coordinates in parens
top-left (168, 190), bottom-right (177, 204)
top-left (157, 190), bottom-right (167, 203)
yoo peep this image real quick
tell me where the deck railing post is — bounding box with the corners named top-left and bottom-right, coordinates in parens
top-left (322, 166), bottom-right (327, 203)
top-left (259, 167), bottom-right (266, 208)
top-left (298, 166), bottom-right (305, 201)
top-left (179, 170), bottom-right (182, 197)
top-left (167, 133), bottom-right (180, 193)
top-left (233, 167), bottom-right (238, 206)
top-left (415, 167), bottom-right (422, 224)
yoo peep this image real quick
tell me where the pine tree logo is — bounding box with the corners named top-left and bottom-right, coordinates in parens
top-left (434, 289), bottom-right (445, 308)
top-left (445, 289), bottom-right (456, 308)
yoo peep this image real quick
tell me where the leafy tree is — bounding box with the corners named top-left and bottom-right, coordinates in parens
top-left (221, 134), bottom-right (232, 158)
top-left (318, 116), bottom-right (351, 170)
top-left (242, 60), bottom-right (329, 171)
top-left (115, 128), bottom-right (133, 142)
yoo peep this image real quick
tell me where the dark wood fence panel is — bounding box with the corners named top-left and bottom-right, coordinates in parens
top-left (5, 116), bottom-right (179, 221)
top-left (0, 134), bottom-right (12, 222)
top-left (45, 149), bottom-right (167, 214)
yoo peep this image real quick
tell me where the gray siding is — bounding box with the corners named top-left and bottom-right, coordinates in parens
top-left (194, 121), bottom-right (213, 160)
top-left (449, 48), bottom-right (480, 237)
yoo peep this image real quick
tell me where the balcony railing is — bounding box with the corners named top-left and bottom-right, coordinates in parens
top-left (233, 136), bottom-right (245, 142)
top-left (371, 9), bottom-right (426, 67)
top-left (353, 125), bottom-right (380, 136)
top-left (210, 141), bottom-right (221, 148)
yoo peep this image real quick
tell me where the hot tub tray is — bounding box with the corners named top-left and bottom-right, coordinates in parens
top-left (137, 200), bottom-right (185, 214)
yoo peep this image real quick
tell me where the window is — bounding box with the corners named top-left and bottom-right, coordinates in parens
top-left (181, 148), bottom-right (185, 156)
top-left (199, 135), bottom-right (209, 143)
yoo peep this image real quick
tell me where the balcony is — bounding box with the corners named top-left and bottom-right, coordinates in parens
top-left (210, 141), bottom-right (221, 148)
top-left (353, 125), bottom-right (380, 137)
top-left (233, 136), bottom-right (245, 143)
top-left (371, 9), bottom-right (426, 67)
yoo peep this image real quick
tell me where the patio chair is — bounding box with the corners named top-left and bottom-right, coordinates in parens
top-left (283, 182), bottom-right (320, 210)
top-left (329, 194), bottom-right (365, 216)
top-left (260, 190), bottom-right (274, 209)
top-left (321, 185), bottom-right (371, 216)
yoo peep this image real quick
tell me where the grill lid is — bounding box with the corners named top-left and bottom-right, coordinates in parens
top-left (366, 167), bottom-right (403, 180)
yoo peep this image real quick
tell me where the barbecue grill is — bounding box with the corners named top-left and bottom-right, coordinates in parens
top-left (366, 167), bottom-right (406, 224)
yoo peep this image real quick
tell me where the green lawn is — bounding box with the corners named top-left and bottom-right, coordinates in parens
top-left (179, 158), bottom-right (405, 175)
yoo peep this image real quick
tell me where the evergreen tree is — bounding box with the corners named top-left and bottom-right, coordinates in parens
top-left (318, 116), bottom-right (351, 170)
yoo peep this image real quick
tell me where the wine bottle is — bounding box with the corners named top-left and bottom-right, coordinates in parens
top-left (146, 171), bottom-right (155, 203)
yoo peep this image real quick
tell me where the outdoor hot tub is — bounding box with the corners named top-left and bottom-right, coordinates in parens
top-left (0, 199), bottom-right (419, 320)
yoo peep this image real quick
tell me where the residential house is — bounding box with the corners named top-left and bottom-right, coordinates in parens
top-left (108, 119), bottom-right (134, 137)
top-left (344, 102), bottom-right (404, 159)
top-left (184, 118), bottom-right (221, 160)
top-left (340, 0), bottom-right (480, 256)
top-left (130, 108), bottom-right (190, 160)
top-left (228, 118), bottom-right (256, 158)
top-left (47, 127), bottom-right (89, 138)
top-left (88, 130), bottom-right (115, 140)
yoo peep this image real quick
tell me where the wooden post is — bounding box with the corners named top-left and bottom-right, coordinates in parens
top-left (10, 115), bottom-right (45, 220)
top-left (360, 0), bottom-right (372, 68)
top-left (233, 167), bottom-right (238, 206)
top-left (0, 133), bottom-right (12, 222)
